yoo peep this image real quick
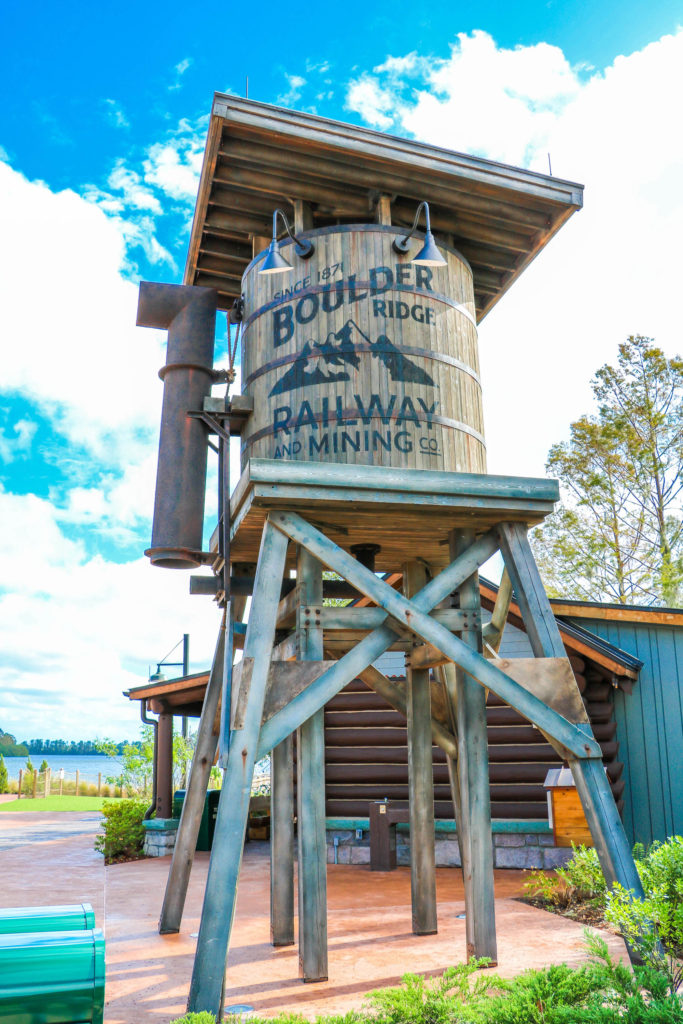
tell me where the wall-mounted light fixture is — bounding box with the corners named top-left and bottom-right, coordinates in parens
top-left (392, 201), bottom-right (446, 266)
top-left (259, 208), bottom-right (315, 274)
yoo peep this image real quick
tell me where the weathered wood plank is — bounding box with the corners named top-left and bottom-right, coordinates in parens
top-left (296, 547), bottom-right (328, 981)
top-left (269, 511), bottom-right (599, 760)
top-left (188, 518), bottom-right (288, 1016)
top-left (257, 529), bottom-right (501, 758)
top-left (159, 614), bottom-right (226, 935)
top-left (450, 529), bottom-right (496, 963)
top-left (403, 562), bottom-right (437, 936)
top-left (270, 735), bottom-right (295, 946)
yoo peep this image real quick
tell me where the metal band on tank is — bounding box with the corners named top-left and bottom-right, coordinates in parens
top-left (244, 410), bottom-right (487, 448)
top-left (241, 283), bottom-right (477, 332)
top-left (243, 343), bottom-right (482, 389)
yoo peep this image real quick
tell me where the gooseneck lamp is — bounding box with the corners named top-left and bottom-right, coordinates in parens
top-left (392, 201), bottom-right (447, 266)
top-left (259, 208), bottom-right (315, 274)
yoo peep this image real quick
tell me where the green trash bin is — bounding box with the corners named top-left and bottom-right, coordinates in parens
top-left (0, 903), bottom-right (95, 934)
top-left (173, 789), bottom-right (220, 851)
top-left (0, 927), bottom-right (105, 1024)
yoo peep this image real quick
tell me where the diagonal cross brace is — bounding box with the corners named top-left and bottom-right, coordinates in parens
top-left (268, 511), bottom-right (601, 762)
top-left (256, 527), bottom-right (501, 759)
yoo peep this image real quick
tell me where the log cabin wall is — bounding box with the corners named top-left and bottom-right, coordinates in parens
top-left (310, 623), bottom-right (625, 821)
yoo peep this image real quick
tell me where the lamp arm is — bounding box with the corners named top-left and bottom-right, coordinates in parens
top-left (398, 201), bottom-right (430, 245)
top-left (273, 208), bottom-right (306, 249)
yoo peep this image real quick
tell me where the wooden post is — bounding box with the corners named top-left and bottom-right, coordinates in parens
top-left (157, 709), bottom-right (173, 818)
top-left (160, 616), bottom-right (226, 934)
top-left (188, 518), bottom-right (288, 1015)
top-left (270, 734), bottom-right (295, 946)
top-left (497, 522), bottom-right (645, 912)
top-left (403, 561), bottom-right (437, 935)
top-left (59, 771), bottom-right (63, 797)
top-left (45, 768), bottom-right (50, 798)
top-left (449, 529), bottom-right (497, 962)
top-left (97, 773), bottom-right (102, 797)
top-left (75, 770), bottom-right (79, 797)
top-left (296, 546), bottom-right (328, 980)
top-left (32, 770), bottom-right (38, 799)
top-left (17, 769), bottom-right (22, 800)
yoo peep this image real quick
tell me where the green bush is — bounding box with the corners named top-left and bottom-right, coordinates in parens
top-left (606, 836), bottom-right (683, 992)
top-left (94, 799), bottom-right (147, 863)
top-left (169, 1015), bottom-right (217, 1024)
top-left (0, 754), bottom-right (8, 794)
top-left (367, 961), bottom-right (495, 1024)
top-left (524, 844), bottom-right (606, 911)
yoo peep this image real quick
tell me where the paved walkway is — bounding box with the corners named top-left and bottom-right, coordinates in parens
top-left (105, 844), bottom-right (629, 1023)
top-left (0, 815), bottom-right (629, 1023)
top-left (0, 811), bottom-right (104, 920)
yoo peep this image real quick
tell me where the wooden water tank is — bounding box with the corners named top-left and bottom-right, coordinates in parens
top-left (240, 225), bottom-right (485, 474)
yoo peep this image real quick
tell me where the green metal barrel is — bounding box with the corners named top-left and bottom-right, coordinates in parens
top-left (0, 903), bottom-right (95, 934)
top-left (0, 928), bottom-right (105, 1024)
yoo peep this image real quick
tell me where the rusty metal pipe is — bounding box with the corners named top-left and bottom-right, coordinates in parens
top-left (138, 283), bottom-right (218, 569)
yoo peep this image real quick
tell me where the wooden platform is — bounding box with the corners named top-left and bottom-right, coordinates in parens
top-left (227, 459), bottom-right (559, 571)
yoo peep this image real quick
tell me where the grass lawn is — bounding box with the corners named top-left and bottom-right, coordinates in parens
top-left (0, 796), bottom-right (111, 812)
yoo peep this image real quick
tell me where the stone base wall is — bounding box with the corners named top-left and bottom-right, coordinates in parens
top-left (326, 827), bottom-right (572, 870)
top-left (143, 819), bottom-right (178, 858)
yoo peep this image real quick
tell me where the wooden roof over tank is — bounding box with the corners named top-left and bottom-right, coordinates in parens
top-left (184, 94), bottom-right (583, 321)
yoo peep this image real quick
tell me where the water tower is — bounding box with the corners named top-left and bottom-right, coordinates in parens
top-left (137, 95), bottom-right (643, 1018)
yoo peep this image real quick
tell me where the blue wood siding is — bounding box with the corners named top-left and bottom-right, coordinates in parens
top-left (567, 618), bottom-right (683, 847)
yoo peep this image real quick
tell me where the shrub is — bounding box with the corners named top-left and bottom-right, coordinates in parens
top-left (94, 799), bottom-right (147, 863)
top-left (169, 1014), bottom-right (217, 1024)
top-left (524, 844), bottom-right (606, 911)
top-left (366, 961), bottom-right (495, 1024)
top-left (605, 836), bottom-right (683, 991)
top-left (0, 754), bottom-right (8, 794)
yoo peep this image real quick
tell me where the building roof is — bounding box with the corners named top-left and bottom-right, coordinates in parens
top-left (184, 94), bottom-right (583, 321)
top-left (479, 578), bottom-right (642, 680)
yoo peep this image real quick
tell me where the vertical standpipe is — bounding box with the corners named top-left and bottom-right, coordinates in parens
top-left (138, 283), bottom-right (218, 568)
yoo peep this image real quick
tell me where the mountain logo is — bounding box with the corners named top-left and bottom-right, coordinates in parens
top-left (268, 319), bottom-right (436, 397)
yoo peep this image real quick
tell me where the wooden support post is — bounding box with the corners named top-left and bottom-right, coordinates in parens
top-left (188, 519), bottom-right (288, 1016)
top-left (59, 772), bottom-right (63, 797)
top-left (450, 530), bottom-right (497, 963)
top-left (270, 734), bottom-right (295, 946)
top-left (159, 616), bottom-right (226, 934)
top-left (293, 199), bottom-right (314, 233)
top-left (97, 773), bottom-right (102, 797)
top-left (157, 710), bottom-right (173, 818)
top-left (17, 769), bottom-right (22, 800)
top-left (496, 522), bottom-right (646, 916)
top-left (71, 771), bottom-right (75, 799)
top-left (296, 546), bottom-right (328, 980)
top-left (403, 561), bottom-right (437, 936)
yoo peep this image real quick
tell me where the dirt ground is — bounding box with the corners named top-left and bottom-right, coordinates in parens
top-left (0, 812), bottom-right (629, 1023)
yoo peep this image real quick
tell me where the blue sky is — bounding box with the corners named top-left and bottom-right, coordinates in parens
top-left (1, 1), bottom-right (682, 740)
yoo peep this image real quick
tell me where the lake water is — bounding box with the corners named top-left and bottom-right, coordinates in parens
top-left (2, 754), bottom-right (127, 783)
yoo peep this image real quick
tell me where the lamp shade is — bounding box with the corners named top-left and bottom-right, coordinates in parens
top-left (259, 239), bottom-right (292, 275)
top-left (411, 230), bottom-right (447, 266)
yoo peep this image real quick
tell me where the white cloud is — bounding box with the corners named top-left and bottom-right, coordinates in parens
top-left (277, 74), bottom-right (306, 108)
top-left (143, 128), bottom-right (204, 202)
top-left (169, 57), bottom-right (193, 91)
top-left (103, 98), bottom-right (130, 129)
top-left (346, 30), bottom-right (683, 477)
top-left (0, 160), bottom-right (168, 462)
top-left (0, 489), bottom-right (223, 740)
top-left (0, 419), bottom-right (37, 462)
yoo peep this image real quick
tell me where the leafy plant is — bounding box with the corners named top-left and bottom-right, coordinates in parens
top-left (94, 799), bottom-right (147, 863)
top-left (0, 754), bottom-right (8, 794)
top-left (524, 844), bottom-right (606, 911)
top-left (169, 1014), bottom-right (217, 1024)
top-left (366, 961), bottom-right (495, 1024)
top-left (601, 836), bottom-right (683, 992)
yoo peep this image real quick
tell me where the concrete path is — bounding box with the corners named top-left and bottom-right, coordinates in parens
top-left (105, 843), bottom-right (629, 1023)
top-left (0, 810), bottom-right (104, 922)
top-left (0, 815), bottom-right (629, 1024)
